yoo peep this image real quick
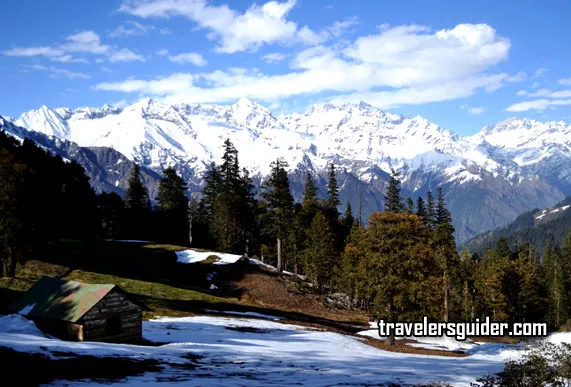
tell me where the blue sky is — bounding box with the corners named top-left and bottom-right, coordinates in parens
top-left (1, 0), bottom-right (571, 135)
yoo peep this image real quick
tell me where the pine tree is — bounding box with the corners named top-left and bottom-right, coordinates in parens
top-left (303, 212), bottom-right (336, 290)
top-left (327, 163), bottom-right (341, 214)
top-left (384, 169), bottom-right (403, 213)
top-left (156, 167), bottom-right (189, 245)
top-left (426, 191), bottom-right (436, 229)
top-left (416, 196), bottom-right (427, 226)
top-left (157, 167), bottom-right (188, 212)
top-left (125, 164), bottom-right (150, 210)
top-left (433, 186), bottom-right (458, 322)
top-left (303, 171), bottom-right (318, 202)
top-left (544, 241), bottom-right (568, 328)
top-left (406, 198), bottom-right (414, 214)
top-left (495, 237), bottom-right (512, 260)
top-left (341, 225), bottom-right (365, 307)
top-left (361, 212), bottom-right (440, 344)
top-left (124, 164), bottom-right (151, 240)
top-left (343, 201), bottom-right (355, 229)
top-left (0, 149), bottom-right (30, 277)
top-left (261, 158), bottom-right (294, 271)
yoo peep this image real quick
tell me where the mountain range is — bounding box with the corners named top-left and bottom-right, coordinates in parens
top-left (1, 97), bottom-right (570, 242)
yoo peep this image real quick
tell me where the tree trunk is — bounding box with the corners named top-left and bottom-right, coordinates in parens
top-left (443, 271), bottom-right (449, 322)
top-left (8, 246), bottom-right (17, 278)
top-left (463, 280), bottom-right (468, 320)
top-left (276, 237), bottom-right (283, 272)
top-left (188, 217), bottom-right (193, 246)
top-left (1, 260), bottom-right (7, 278)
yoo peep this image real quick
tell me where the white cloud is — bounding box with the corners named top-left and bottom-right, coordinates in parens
top-left (159, 28), bottom-right (172, 35)
top-left (100, 66), bottom-right (114, 73)
top-left (108, 48), bottom-right (145, 63)
top-left (262, 52), bottom-right (285, 63)
top-left (516, 88), bottom-right (571, 98)
top-left (3, 30), bottom-right (143, 64)
top-left (461, 105), bottom-right (485, 115)
top-left (325, 17), bottom-right (359, 38)
top-left (23, 64), bottom-right (89, 79)
top-left (120, 0), bottom-right (322, 53)
top-left (559, 78), bottom-right (571, 86)
top-left (4, 46), bottom-right (64, 58)
top-left (61, 31), bottom-right (109, 54)
top-left (534, 68), bottom-right (548, 77)
top-left (109, 21), bottom-right (155, 38)
top-left (156, 49), bottom-right (169, 56)
top-left (168, 52), bottom-right (207, 66)
top-left (94, 23), bottom-right (520, 109)
top-left (531, 81), bottom-right (540, 89)
top-left (505, 99), bottom-right (571, 112)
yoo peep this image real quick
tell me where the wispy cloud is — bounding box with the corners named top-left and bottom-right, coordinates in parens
top-left (559, 78), bottom-right (571, 86)
top-left (461, 105), bottom-right (485, 115)
top-left (109, 21), bottom-right (155, 38)
top-left (262, 52), bottom-right (285, 63)
top-left (26, 64), bottom-right (90, 80)
top-left (3, 30), bottom-right (141, 64)
top-left (505, 99), bottom-right (571, 112)
top-left (156, 49), bottom-right (169, 56)
top-left (168, 52), bottom-right (207, 66)
top-left (108, 48), bottom-right (145, 63)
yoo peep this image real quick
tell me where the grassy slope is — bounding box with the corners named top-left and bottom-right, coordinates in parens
top-left (0, 240), bottom-right (231, 319)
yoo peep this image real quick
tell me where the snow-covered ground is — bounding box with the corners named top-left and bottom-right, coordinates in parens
top-left (175, 249), bottom-right (283, 272)
top-left (0, 313), bottom-right (552, 386)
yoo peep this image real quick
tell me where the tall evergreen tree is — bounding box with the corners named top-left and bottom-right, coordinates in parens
top-left (261, 158), bottom-right (294, 271)
top-left (157, 167), bottom-right (188, 212)
top-left (125, 164), bottom-right (150, 210)
top-left (303, 212), bottom-right (336, 290)
top-left (303, 171), bottom-right (318, 202)
top-left (343, 201), bottom-right (355, 229)
top-left (426, 191), bottom-right (436, 229)
top-left (544, 241), bottom-right (569, 328)
top-left (406, 198), bottom-right (414, 214)
top-left (361, 212), bottom-right (440, 344)
top-left (433, 186), bottom-right (458, 322)
top-left (384, 169), bottom-right (403, 212)
top-left (327, 163), bottom-right (341, 214)
top-left (156, 167), bottom-right (189, 245)
top-left (416, 197), bottom-right (427, 226)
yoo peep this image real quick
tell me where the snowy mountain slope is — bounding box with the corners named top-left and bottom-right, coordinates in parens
top-left (0, 115), bottom-right (164, 198)
top-left (6, 99), bottom-right (570, 242)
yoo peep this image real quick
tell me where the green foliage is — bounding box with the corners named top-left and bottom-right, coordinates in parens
top-left (426, 191), bottom-right (436, 230)
top-left (303, 212), bottom-right (336, 289)
top-left (303, 171), bottom-right (317, 202)
top-left (357, 212), bottom-right (441, 326)
top-left (125, 164), bottom-right (151, 210)
top-left (342, 201), bottom-right (355, 229)
top-left (476, 342), bottom-right (571, 387)
top-left (157, 167), bottom-right (188, 212)
top-left (327, 163), bottom-right (341, 213)
top-left (384, 169), bottom-right (403, 213)
top-left (0, 131), bottom-right (99, 276)
top-left (261, 158), bottom-right (294, 271)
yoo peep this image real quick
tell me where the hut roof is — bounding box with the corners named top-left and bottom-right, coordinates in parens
top-left (8, 276), bottom-right (127, 322)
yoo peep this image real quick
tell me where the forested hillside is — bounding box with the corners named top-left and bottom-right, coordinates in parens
top-left (464, 196), bottom-right (571, 256)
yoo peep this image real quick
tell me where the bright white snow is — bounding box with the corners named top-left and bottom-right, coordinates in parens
top-left (0, 314), bottom-right (536, 386)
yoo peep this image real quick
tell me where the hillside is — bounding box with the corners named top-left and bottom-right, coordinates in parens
top-left (463, 196), bottom-right (571, 255)
top-left (4, 100), bottom-right (571, 242)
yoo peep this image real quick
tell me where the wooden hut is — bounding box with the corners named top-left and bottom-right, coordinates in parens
top-left (8, 276), bottom-right (148, 343)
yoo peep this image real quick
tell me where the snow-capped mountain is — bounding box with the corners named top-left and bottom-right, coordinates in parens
top-left (3, 98), bottom-right (569, 242)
